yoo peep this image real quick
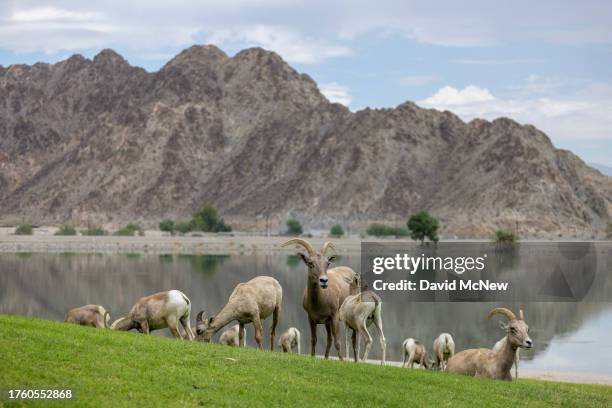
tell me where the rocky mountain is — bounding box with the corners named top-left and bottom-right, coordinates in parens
top-left (1, 45), bottom-right (611, 237)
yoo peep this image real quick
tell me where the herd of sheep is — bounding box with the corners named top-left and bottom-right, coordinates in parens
top-left (63, 239), bottom-right (532, 381)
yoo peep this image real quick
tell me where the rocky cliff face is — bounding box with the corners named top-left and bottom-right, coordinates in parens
top-left (1, 45), bottom-right (611, 237)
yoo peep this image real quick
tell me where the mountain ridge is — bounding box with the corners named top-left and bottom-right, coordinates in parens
top-left (0, 45), bottom-right (611, 238)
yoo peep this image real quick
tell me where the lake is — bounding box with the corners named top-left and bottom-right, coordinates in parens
top-left (1, 249), bottom-right (611, 373)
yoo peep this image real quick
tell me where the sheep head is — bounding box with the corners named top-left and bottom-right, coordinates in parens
top-left (282, 239), bottom-right (337, 289)
top-left (195, 310), bottom-right (214, 342)
top-left (488, 307), bottom-right (532, 349)
top-left (110, 316), bottom-right (138, 331)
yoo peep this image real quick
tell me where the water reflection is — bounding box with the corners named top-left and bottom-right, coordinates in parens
top-left (0, 249), bottom-right (611, 373)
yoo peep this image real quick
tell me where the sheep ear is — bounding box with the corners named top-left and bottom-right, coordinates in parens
top-left (327, 255), bottom-right (337, 263)
top-left (343, 276), bottom-right (352, 284)
top-left (297, 252), bottom-right (309, 264)
top-left (498, 321), bottom-right (508, 330)
top-left (208, 317), bottom-right (214, 325)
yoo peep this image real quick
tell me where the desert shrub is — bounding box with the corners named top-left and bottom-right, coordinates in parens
top-left (114, 223), bottom-right (143, 236)
top-left (175, 222), bottom-right (192, 235)
top-left (330, 224), bottom-right (344, 238)
top-left (407, 211), bottom-right (439, 243)
top-left (607, 222), bottom-right (612, 240)
top-left (159, 219), bottom-right (175, 233)
top-left (14, 224), bottom-right (33, 235)
top-left (55, 225), bottom-right (77, 236)
top-left (366, 223), bottom-right (408, 237)
top-left (493, 229), bottom-right (518, 247)
top-left (285, 219), bottom-right (303, 236)
top-left (83, 226), bottom-right (107, 236)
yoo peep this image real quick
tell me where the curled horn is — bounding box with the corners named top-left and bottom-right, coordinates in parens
top-left (196, 310), bottom-right (205, 322)
top-left (487, 307), bottom-right (517, 321)
top-left (321, 241), bottom-right (336, 256)
top-left (281, 239), bottom-right (316, 257)
top-left (519, 309), bottom-right (524, 320)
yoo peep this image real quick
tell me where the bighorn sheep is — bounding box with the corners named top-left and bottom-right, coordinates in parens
top-left (110, 290), bottom-right (194, 340)
top-left (493, 335), bottom-right (520, 379)
top-left (279, 327), bottom-right (301, 353)
top-left (339, 288), bottom-right (386, 365)
top-left (446, 308), bottom-right (532, 380)
top-left (282, 239), bottom-right (357, 360)
top-left (402, 338), bottom-right (431, 369)
top-left (433, 333), bottom-right (455, 371)
top-left (64, 304), bottom-right (110, 328)
top-left (195, 276), bottom-right (282, 350)
top-left (218, 324), bottom-right (242, 346)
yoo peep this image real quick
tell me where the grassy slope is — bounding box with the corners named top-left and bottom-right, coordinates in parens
top-left (1, 316), bottom-right (611, 407)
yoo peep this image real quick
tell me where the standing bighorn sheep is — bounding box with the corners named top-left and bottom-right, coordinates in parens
top-left (446, 308), bottom-right (532, 380)
top-left (196, 276), bottom-right (282, 350)
top-left (339, 287), bottom-right (386, 365)
top-left (282, 239), bottom-right (357, 360)
top-left (433, 333), bottom-right (455, 371)
top-left (64, 304), bottom-right (110, 328)
top-left (402, 338), bottom-right (431, 369)
top-left (279, 327), bottom-right (301, 353)
top-left (110, 290), bottom-right (194, 340)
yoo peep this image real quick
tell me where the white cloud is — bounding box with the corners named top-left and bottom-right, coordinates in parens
top-left (10, 7), bottom-right (101, 23)
top-left (418, 82), bottom-right (612, 144)
top-left (208, 25), bottom-right (351, 64)
top-left (452, 58), bottom-right (544, 65)
top-left (320, 82), bottom-right (352, 106)
top-left (399, 75), bottom-right (439, 86)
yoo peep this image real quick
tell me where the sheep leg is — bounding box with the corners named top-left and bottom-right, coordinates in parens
top-left (179, 316), bottom-right (194, 341)
top-left (252, 315), bottom-right (264, 350)
top-left (324, 320), bottom-right (333, 359)
top-left (407, 354), bottom-right (415, 368)
top-left (372, 308), bottom-right (386, 365)
top-left (344, 323), bottom-right (351, 360)
top-left (309, 318), bottom-right (317, 357)
top-left (332, 316), bottom-right (343, 361)
top-left (270, 307), bottom-right (280, 352)
top-left (402, 347), bottom-right (408, 368)
top-left (167, 316), bottom-right (183, 339)
top-left (351, 329), bottom-right (358, 362)
top-left (360, 324), bottom-right (373, 362)
top-left (238, 323), bottom-right (246, 347)
top-left (138, 320), bottom-right (150, 335)
top-left (296, 330), bottom-right (301, 355)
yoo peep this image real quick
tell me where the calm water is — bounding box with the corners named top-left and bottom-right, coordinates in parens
top-left (1, 250), bottom-right (611, 373)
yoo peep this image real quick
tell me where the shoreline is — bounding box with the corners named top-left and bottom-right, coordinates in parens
top-left (1, 235), bottom-right (610, 255)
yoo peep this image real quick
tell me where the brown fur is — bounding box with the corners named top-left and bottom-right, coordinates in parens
top-left (196, 276), bottom-right (282, 350)
top-left (110, 290), bottom-right (194, 340)
top-left (402, 338), bottom-right (431, 369)
top-left (282, 239), bottom-right (358, 360)
top-left (446, 308), bottom-right (532, 380)
top-left (64, 304), bottom-right (109, 328)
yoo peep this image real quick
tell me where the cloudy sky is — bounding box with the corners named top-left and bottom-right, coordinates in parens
top-left (1, 1), bottom-right (611, 166)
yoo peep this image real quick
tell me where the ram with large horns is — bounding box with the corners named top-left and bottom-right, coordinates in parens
top-left (446, 307), bottom-right (532, 380)
top-left (282, 238), bottom-right (359, 360)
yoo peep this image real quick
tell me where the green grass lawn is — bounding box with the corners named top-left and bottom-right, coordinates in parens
top-left (1, 315), bottom-right (611, 407)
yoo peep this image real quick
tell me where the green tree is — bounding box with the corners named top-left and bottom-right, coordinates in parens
top-left (286, 219), bottom-right (303, 236)
top-left (407, 211), bottom-right (439, 243)
top-left (366, 224), bottom-right (409, 237)
top-left (83, 226), bottom-right (107, 236)
top-left (159, 219), bottom-right (175, 233)
top-left (330, 224), bottom-right (344, 238)
top-left (55, 225), bottom-right (77, 236)
top-left (14, 224), bottom-right (33, 235)
top-left (191, 206), bottom-right (232, 232)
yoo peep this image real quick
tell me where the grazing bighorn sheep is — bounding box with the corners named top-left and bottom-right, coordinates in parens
top-left (339, 288), bottom-right (386, 365)
top-left (282, 239), bottom-right (357, 360)
top-left (279, 327), bottom-right (301, 354)
top-left (402, 338), bottom-right (431, 369)
top-left (64, 304), bottom-right (110, 328)
top-left (110, 290), bottom-right (194, 340)
top-left (218, 324), bottom-right (242, 346)
top-left (493, 334), bottom-right (521, 379)
top-left (433, 333), bottom-right (455, 371)
top-left (196, 276), bottom-right (282, 350)
top-left (446, 308), bottom-right (532, 380)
